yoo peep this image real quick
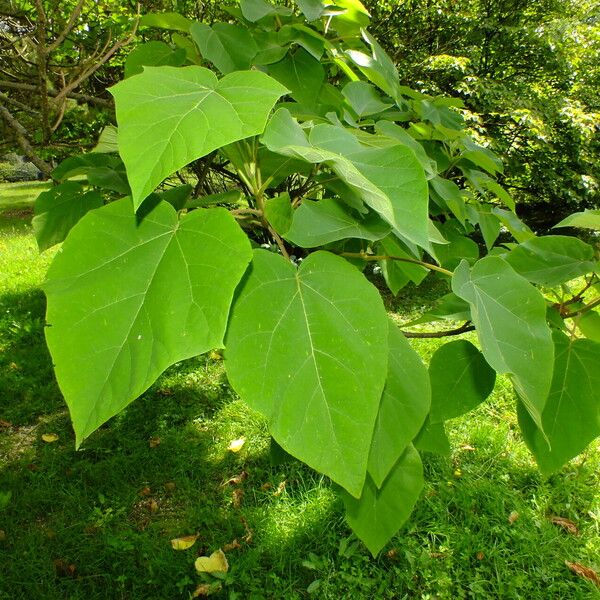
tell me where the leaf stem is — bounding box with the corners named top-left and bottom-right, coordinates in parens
top-left (340, 251), bottom-right (453, 277)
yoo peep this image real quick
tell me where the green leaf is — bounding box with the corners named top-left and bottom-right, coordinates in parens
top-left (330, 0), bottom-right (371, 36)
top-left (376, 234), bottom-right (428, 295)
top-left (285, 199), bottom-right (390, 247)
top-left (264, 193), bottom-right (293, 235)
top-left (343, 444), bottom-right (423, 556)
top-left (278, 24), bottom-right (326, 60)
top-left (404, 292), bottom-right (470, 326)
top-left (296, 0), bottom-right (325, 21)
top-left (429, 340), bottom-right (496, 423)
top-left (190, 23), bottom-right (258, 74)
top-left (140, 12), bottom-right (192, 32)
top-left (111, 66), bottom-right (287, 209)
top-left (517, 332), bottom-right (600, 475)
top-left (33, 182), bottom-right (103, 252)
top-left (368, 321), bottom-right (430, 488)
top-left (413, 418), bottom-right (450, 456)
top-left (491, 207), bottom-right (535, 243)
top-left (93, 126), bottom-right (119, 153)
top-left (430, 177), bottom-right (466, 224)
top-left (44, 200), bottom-right (252, 445)
top-left (225, 250), bottom-right (389, 497)
top-left (266, 48), bottom-right (325, 110)
top-left (477, 210), bottom-right (501, 250)
top-left (345, 31), bottom-right (399, 100)
top-left (342, 81), bottom-right (393, 117)
top-left (505, 236), bottom-right (596, 287)
top-left (434, 229), bottom-right (479, 271)
top-left (554, 209), bottom-right (600, 230)
top-left (52, 153), bottom-right (129, 195)
top-left (124, 42), bottom-right (186, 78)
top-left (578, 311), bottom-right (600, 342)
top-left (452, 257), bottom-right (554, 429)
top-left (241, 0), bottom-right (292, 21)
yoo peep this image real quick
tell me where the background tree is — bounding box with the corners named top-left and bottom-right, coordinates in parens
top-left (368, 0), bottom-right (600, 229)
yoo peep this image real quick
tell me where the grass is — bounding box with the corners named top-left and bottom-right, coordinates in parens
top-left (0, 181), bottom-right (51, 211)
top-left (0, 208), bottom-right (599, 599)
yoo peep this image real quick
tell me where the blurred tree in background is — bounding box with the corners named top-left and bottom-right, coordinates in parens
top-left (368, 0), bottom-right (599, 229)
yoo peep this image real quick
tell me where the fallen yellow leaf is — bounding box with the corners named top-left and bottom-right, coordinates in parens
top-left (41, 433), bottom-right (59, 443)
top-left (227, 438), bottom-right (245, 453)
top-left (170, 534), bottom-right (198, 550)
top-left (508, 511), bottom-right (520, 524)
top-left (565, 561), bottom-right (600, 586)
top-left (549, 515), bottom-right (579, 535)
top-left (194, 549), bottom-right (229, 574)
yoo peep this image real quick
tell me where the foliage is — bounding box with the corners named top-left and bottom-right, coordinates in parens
top-left (1, 213), bottom-right (599, 598)
top-left (27, 0), bottom-right (600, 557)
top-left (368, 0), bottom-right (600, 228)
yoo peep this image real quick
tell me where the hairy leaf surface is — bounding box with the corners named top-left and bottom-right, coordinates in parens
top-left (44, 199), bottom-right (252, 445)
top-left (225, 250), bottom-right (388, 497)
top-left (368, 321), bottom-right (430, 488)
top-left (111, 66), bottom-right (287, 209)
top-left (452, 257), bottom-right (553, 428)
top-left (344, 444), bottom-right (423, 556)
top-left (518, 332), bottom-right (600, 474)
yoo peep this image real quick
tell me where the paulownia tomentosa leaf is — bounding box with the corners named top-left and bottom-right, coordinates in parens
top-left (262, 109), bottom-right (430, 249)
top-left (428, 340), bottom-right (496, 423)
top-left (504, 235), bottom-right (596, 287)
top-left (517, 331), bottom-right (600, 475)
top-left (225, 249), bottom-right (389, 497)
top-left (33, 182), bottom-right (103, 252)
top-left (110, 66), bottom-right (288, 209)
top-left (44, 199), bottom-right (252, 446)
top-left (343, 444), bottom-right (423, 556)
top-left (452, 257), bottom-right (554, 430)
top-left (368, 320), bottom-right (430, 488)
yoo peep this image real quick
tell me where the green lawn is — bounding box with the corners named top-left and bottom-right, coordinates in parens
top-left (0, 209), bottom-right (598, 599)
top-left (0, 181), bottom-right (51, 212)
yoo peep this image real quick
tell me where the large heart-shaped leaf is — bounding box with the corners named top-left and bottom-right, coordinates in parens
top-left (452, 257), bottom-right (553, 429)
top-left (44, 199), bottom-right (252, 445)
top-left (368, 321), bottom-right (430, 488)
top-left (110, 66), bottom-right (287, 209)
top-left (225, 250), bottom-right (388, 497)
top-left (518, 331), bottom-right (600, 475)
top-left (343, 444), bottom-right (423, 556)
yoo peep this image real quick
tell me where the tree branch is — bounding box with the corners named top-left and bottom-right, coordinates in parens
top-left (402, 322), bottom-right (475, 338)
top-left (0, 101), bottom-right (52, 177)
top-left (46, 0), bottom-right (86, 53)
top-left (340, 251), bottom-right (453, 277)
top-left (0, 80), bottom-right (112, 107)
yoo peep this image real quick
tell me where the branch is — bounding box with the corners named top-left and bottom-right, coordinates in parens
top-left (402, 322), bottom-right (475, 339)
top-left (0, 80), bottom-right (112, 107)
top-left (0, 101), bottom-right (52, 177)
top-left (46, 0), bottom-right (86, 53)
top-left (52, 6), bottom-right (140, 107)
top-left (0, 91), bottom-right (38, 114)
top-left (340, 251), bottom-right (453, 277)
top-left (562, 296), bottom-right (600, 320)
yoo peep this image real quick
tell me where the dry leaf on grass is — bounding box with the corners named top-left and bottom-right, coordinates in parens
top-left (194, 549), bottom-right (229, 574)
top-left (565, 561), bottom-right (600, 586)
top-left (148, 436), bottom-right (161, 448)
top-left (0, 529), bottom-right (6, 541)
top-left (476, 552), bottom-right (485, 560)
top-left (273, 481), bottom-right (286, 496)
top-left (0, 419), bottom-right (13, 429)
top-left (192, 582), bottom-right (222, 597)
top-left (549, 516), bottom-right (579, 535)
top-left (41, 433), bottom-right (59, 443)
top-left (227, 438), bottom-right (245, 453)
top-left (223, 539), bottom-right (241, 552)
top-left (508, 511), bottom-right (520, 524)
top-left (170, 534), bottom-right (198, 550)
top-left (53, 559), bottom-right (76, 578)
top-left (232, 488), bottom-right (244, 508)
top-left (147, 499), bottom-right (159, 513)
top-left (138, 486), bottom-right (152, 497)
top-left (221, 471), bottom-right (248, 487)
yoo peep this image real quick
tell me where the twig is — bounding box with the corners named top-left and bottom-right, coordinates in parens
top-left (0, 101), bottom-right (52, 177)
top-left (562, 296), bottom-right (600, 320)
top-left (402, 322), bottom-right (475, 338)
top-left (0, 80), bottom-right (112, 107)
top-left (46, 0), bottom-right (86, 53)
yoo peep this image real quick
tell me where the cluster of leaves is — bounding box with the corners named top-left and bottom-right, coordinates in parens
top-left (368, 0), bottom-right (600, 227)
top-left (32, 0), bottom-right (600, 555)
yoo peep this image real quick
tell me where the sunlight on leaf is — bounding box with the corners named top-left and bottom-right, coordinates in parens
top-left (170, 534), bottom-right (199, 550)
top-left (194, 549), bottom-right (229, 574)
top-left (227, 438), bottom-right (246, 453)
